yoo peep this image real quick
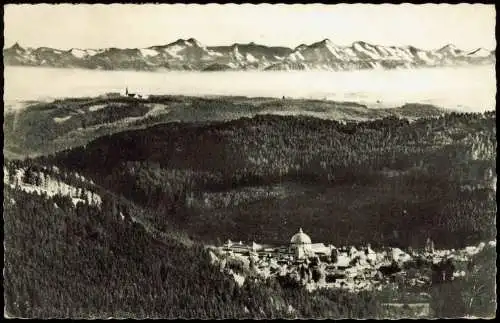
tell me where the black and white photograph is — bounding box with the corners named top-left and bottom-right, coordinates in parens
top-left (3, 3), bottom-right (497, 319)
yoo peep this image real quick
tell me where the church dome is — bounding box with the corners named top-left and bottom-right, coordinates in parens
top-left (290, 228), bottom-right (312, 244)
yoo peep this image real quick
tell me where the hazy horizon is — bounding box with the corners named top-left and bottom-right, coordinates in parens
top-left (4, 4), bottom-right (496, 51)
top-left (4, 65), bottom-right (495, 113)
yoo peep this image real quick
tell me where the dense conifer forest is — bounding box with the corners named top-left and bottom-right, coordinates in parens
top-left (4, 105), bottom-right (496, 318)
top-left (44, 111), bottom-right (496, 248)
top-left (4, 183), bottom-right (383, 319)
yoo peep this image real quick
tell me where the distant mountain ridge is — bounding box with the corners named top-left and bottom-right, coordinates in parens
top-left (4, 38), bottom-right (495, 72)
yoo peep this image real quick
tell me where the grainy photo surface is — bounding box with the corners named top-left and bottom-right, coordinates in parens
top-left (3, 3), bottom-right (496, 319)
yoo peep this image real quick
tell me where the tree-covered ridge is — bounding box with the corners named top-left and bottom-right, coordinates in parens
top-left (4, 183), bottom-right (383, 319)
top-left (49, 111), bottom-right (495, 176)
top-left (3, 108), bottom-right (496, 318)
top-left (35, 111), bottom-right (496, 248)
top-left (3, 161), bottom-right (496, 318)
top-left (4, 94), bottom-right (445, 159)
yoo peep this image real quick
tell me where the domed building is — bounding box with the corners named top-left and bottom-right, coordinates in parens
top-left (290, 228), bottom-right (313, 260)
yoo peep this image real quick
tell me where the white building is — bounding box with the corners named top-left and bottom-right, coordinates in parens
top-left (290, 228), bottom-right (314, 260)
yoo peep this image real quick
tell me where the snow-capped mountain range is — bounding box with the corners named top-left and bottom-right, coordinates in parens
top-left (4, 38), bottom-right (495, 72)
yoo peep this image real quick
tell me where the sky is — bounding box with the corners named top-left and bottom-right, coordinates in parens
top-left (4, 4), bottom-right (496, 51)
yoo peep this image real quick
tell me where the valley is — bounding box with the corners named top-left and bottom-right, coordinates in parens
top-left (3, 94), bottom-right (496, 319)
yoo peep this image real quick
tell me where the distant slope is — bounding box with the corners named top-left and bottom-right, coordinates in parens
top-left (4, 38), bottom-right (495, 72)
top-left (3, 95), bottom-right (445, 158)
top-left (45, 111), bottom-right (496, 248)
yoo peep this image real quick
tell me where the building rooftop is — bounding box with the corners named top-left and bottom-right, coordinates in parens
top-left (290, 228), bottom-right (312, 245)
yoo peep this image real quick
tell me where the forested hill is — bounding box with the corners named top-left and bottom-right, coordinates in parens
top-left (46, 111), bottom-right (492, 175)
top-left (4, 110), bottom-right (496, 318)
top-left (3, 161), bottom-right (382, 319)
top-left (40, 111), bottom-right (496, 248)
top-left (3, 94), bottom-right (445, 159)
